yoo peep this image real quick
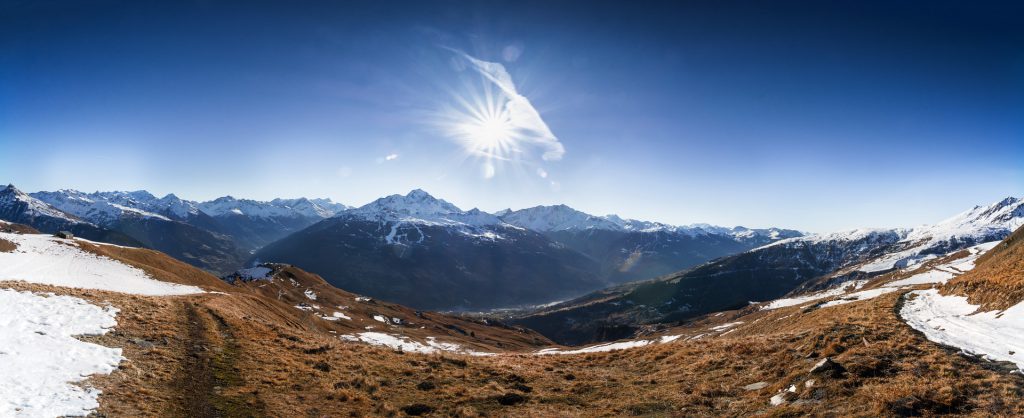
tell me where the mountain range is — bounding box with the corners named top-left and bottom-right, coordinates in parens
top-left (252, 189), bottom-right (801, 309)
top-left (3, 187), bottom-right (1024, 416)
top-left (0, 184), bottom-right (800, 310)
top-left (512, 195), bottom-right (1024, 344)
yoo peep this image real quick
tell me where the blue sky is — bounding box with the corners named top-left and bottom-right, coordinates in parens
top-left (1, 0), bottom-right (1022, 232)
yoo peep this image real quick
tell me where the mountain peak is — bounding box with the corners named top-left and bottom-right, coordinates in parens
top-left (343, 190), bottom-right (503, 227)
top-left (1, 184), bottom-right (21, 196)
top-left (406, 189), bottom-right (435, 200)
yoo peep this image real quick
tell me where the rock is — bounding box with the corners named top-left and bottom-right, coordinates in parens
top-left (131, 338), bottom-right (156, 350)
top-left (400, 404), bottom-right (434, 416)
top-left (743, 382), bottom-right (769, 391)
top-left (809, 357), bottom-right (846, 377)
top-left (497, 393), bottom-right (527, 406)
top-left (512, 383), bottom-right (533, 393)
top-left (416, 381), bottom-right (436, 391)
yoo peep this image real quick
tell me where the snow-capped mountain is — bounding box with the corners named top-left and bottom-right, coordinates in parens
top-left (254, 190), bottom-right (605, 309)
top-left (1, 185), bottom-right (81, 223)
top-left (196, 196), bottom-right (349, 251)
top-left (31, 189), bottom-right (172, 227)
top-left (0, 185), bottom-right (142, 247)
top-left (252, 189), bottom-right (805, 310)
top-left (767, 196), bottom-right (1024, 275)
top-left (339, 189), bottom-right (504, 244)
top-left (498, 204), bottom-right (803, 284)
top-left (25, 188), bottom-right (350, 254)
top-left (513, 196), bottom-right (1024, 345)
top-left (499, 205), bottom-right (622, 231)
top-left (198, 196), bottom-right (347, 220)
top-left (499, 205), bottom-right (800, 241)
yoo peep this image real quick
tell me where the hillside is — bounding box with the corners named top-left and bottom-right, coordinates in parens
top-left (253, 190), bottom-right (607, 310)
top-left (5, 218), bottom-right (1024, 417)
top-left (514, 197), bottom-right (1024, 345)
top-left (943, 225), bottom-right (1024, 310)
top-left (501, 204), bottom-right (802, 284)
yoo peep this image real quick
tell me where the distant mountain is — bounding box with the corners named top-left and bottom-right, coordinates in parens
top-left (499, 205), bottom-right (802, 284)
top-left (25, 188), bottom-right (349, 265)
top-left (513, 196), bottom-right (1024, 345)
top-left (30, 188), bottom-right (246, 274)
top-left (196, 196), bottom-right (348, 251)
top-left (253, 190), bottom-right (605, 310)
top-left (0, 185), bottom-right (142, 246)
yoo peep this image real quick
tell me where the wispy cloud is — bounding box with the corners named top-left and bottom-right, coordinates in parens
top-left (375, 153), bottom-right (399, 164)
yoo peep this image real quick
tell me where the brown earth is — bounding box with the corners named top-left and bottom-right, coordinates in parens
top-left (0, 237), bottom-right (15, 252)
top-left (944, 225), bottom-right (1024, 310)
top-left (2, 223), bottom-right (1023, 416)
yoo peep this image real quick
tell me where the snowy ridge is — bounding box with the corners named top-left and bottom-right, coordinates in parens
top-left (24, 187), bottom-right (348, 224)
top-left (339, 190), bottom-right (511, 243)
top-left (199, 196), bottom-right (347, 219)
top-left (32, 189), bottom-right (172, 226)
top-left (0, 185), bottom-right (83, 223)
top-left (759, 196), bottom-right (1024, 274)
top-left (499, 204), bottom-right (800, 242)
top-left (761, 241), bottom-right (998, 311)
top-left (344, 189), bottom-right (501, 227)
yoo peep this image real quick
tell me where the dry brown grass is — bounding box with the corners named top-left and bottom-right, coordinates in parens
top-left (0, 238), bottom-right (15, 252)
top-left (5, 277), bottom-right (1019, 417)
top-left (75, 240), bottom-right (234, 292)
top-left (945, 225), bottom-right (1024, 310)
top-left (0, 221), bottom-right (39, 234)
top-left (3, 226), bottom-right (1023, 416)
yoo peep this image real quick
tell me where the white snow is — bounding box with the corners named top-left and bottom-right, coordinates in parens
top-left (0, 289), bottom-right (123, 417)
top-left (498, 204), bottom-right (794, 242)
top-left (338, 332), bottom-right (493, 356)
top-left (0, 232), bottom-right (204, 296)
top-left (763, 241), bottom-right (999, 311)
top-left (711, 321), bottom-right (743, 331)
top-left (331, 312), bottom-right (351, 320)
top-left (303, 289), bottom-right (317, 300)
top-left (819, 287), bottom-right (900, 308)
top-left (372, 315), bottom-right (389, 324)
top-left (537, 339), bottom-right (653, 355)
top-left (31, 189), bottom-right (173, 226)
top-left (902, 289), bottom-right (1024, 370)
top-left (762, 281), bottom-right (868, 310)
top-left (198, 196), bottom-right (346, 219)
top-left (887, 270), bottom-right (955, 287)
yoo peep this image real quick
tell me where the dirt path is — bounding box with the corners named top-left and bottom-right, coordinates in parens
top-left (178, 301), bottom-right (264, 417)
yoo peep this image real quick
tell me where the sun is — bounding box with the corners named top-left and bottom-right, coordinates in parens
top-left (464, 112), bottom-right (514, 152)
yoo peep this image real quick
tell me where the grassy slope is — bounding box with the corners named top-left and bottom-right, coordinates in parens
top-left (944, 225), bottom-right (1024, 310)
top-left (3, 223), bottom-right (1023, 416)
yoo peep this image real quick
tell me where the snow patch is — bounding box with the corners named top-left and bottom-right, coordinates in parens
top-left (338, 332), bottom-right (493, 356)
top-left (0, 232), bottom-right (204, 296)
top-left (901, 289), bottom-right (1024, 370)
top-left (0, 289), bottom-right (123, 417)
top-left (819, 287), bottom-right (899, 308)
